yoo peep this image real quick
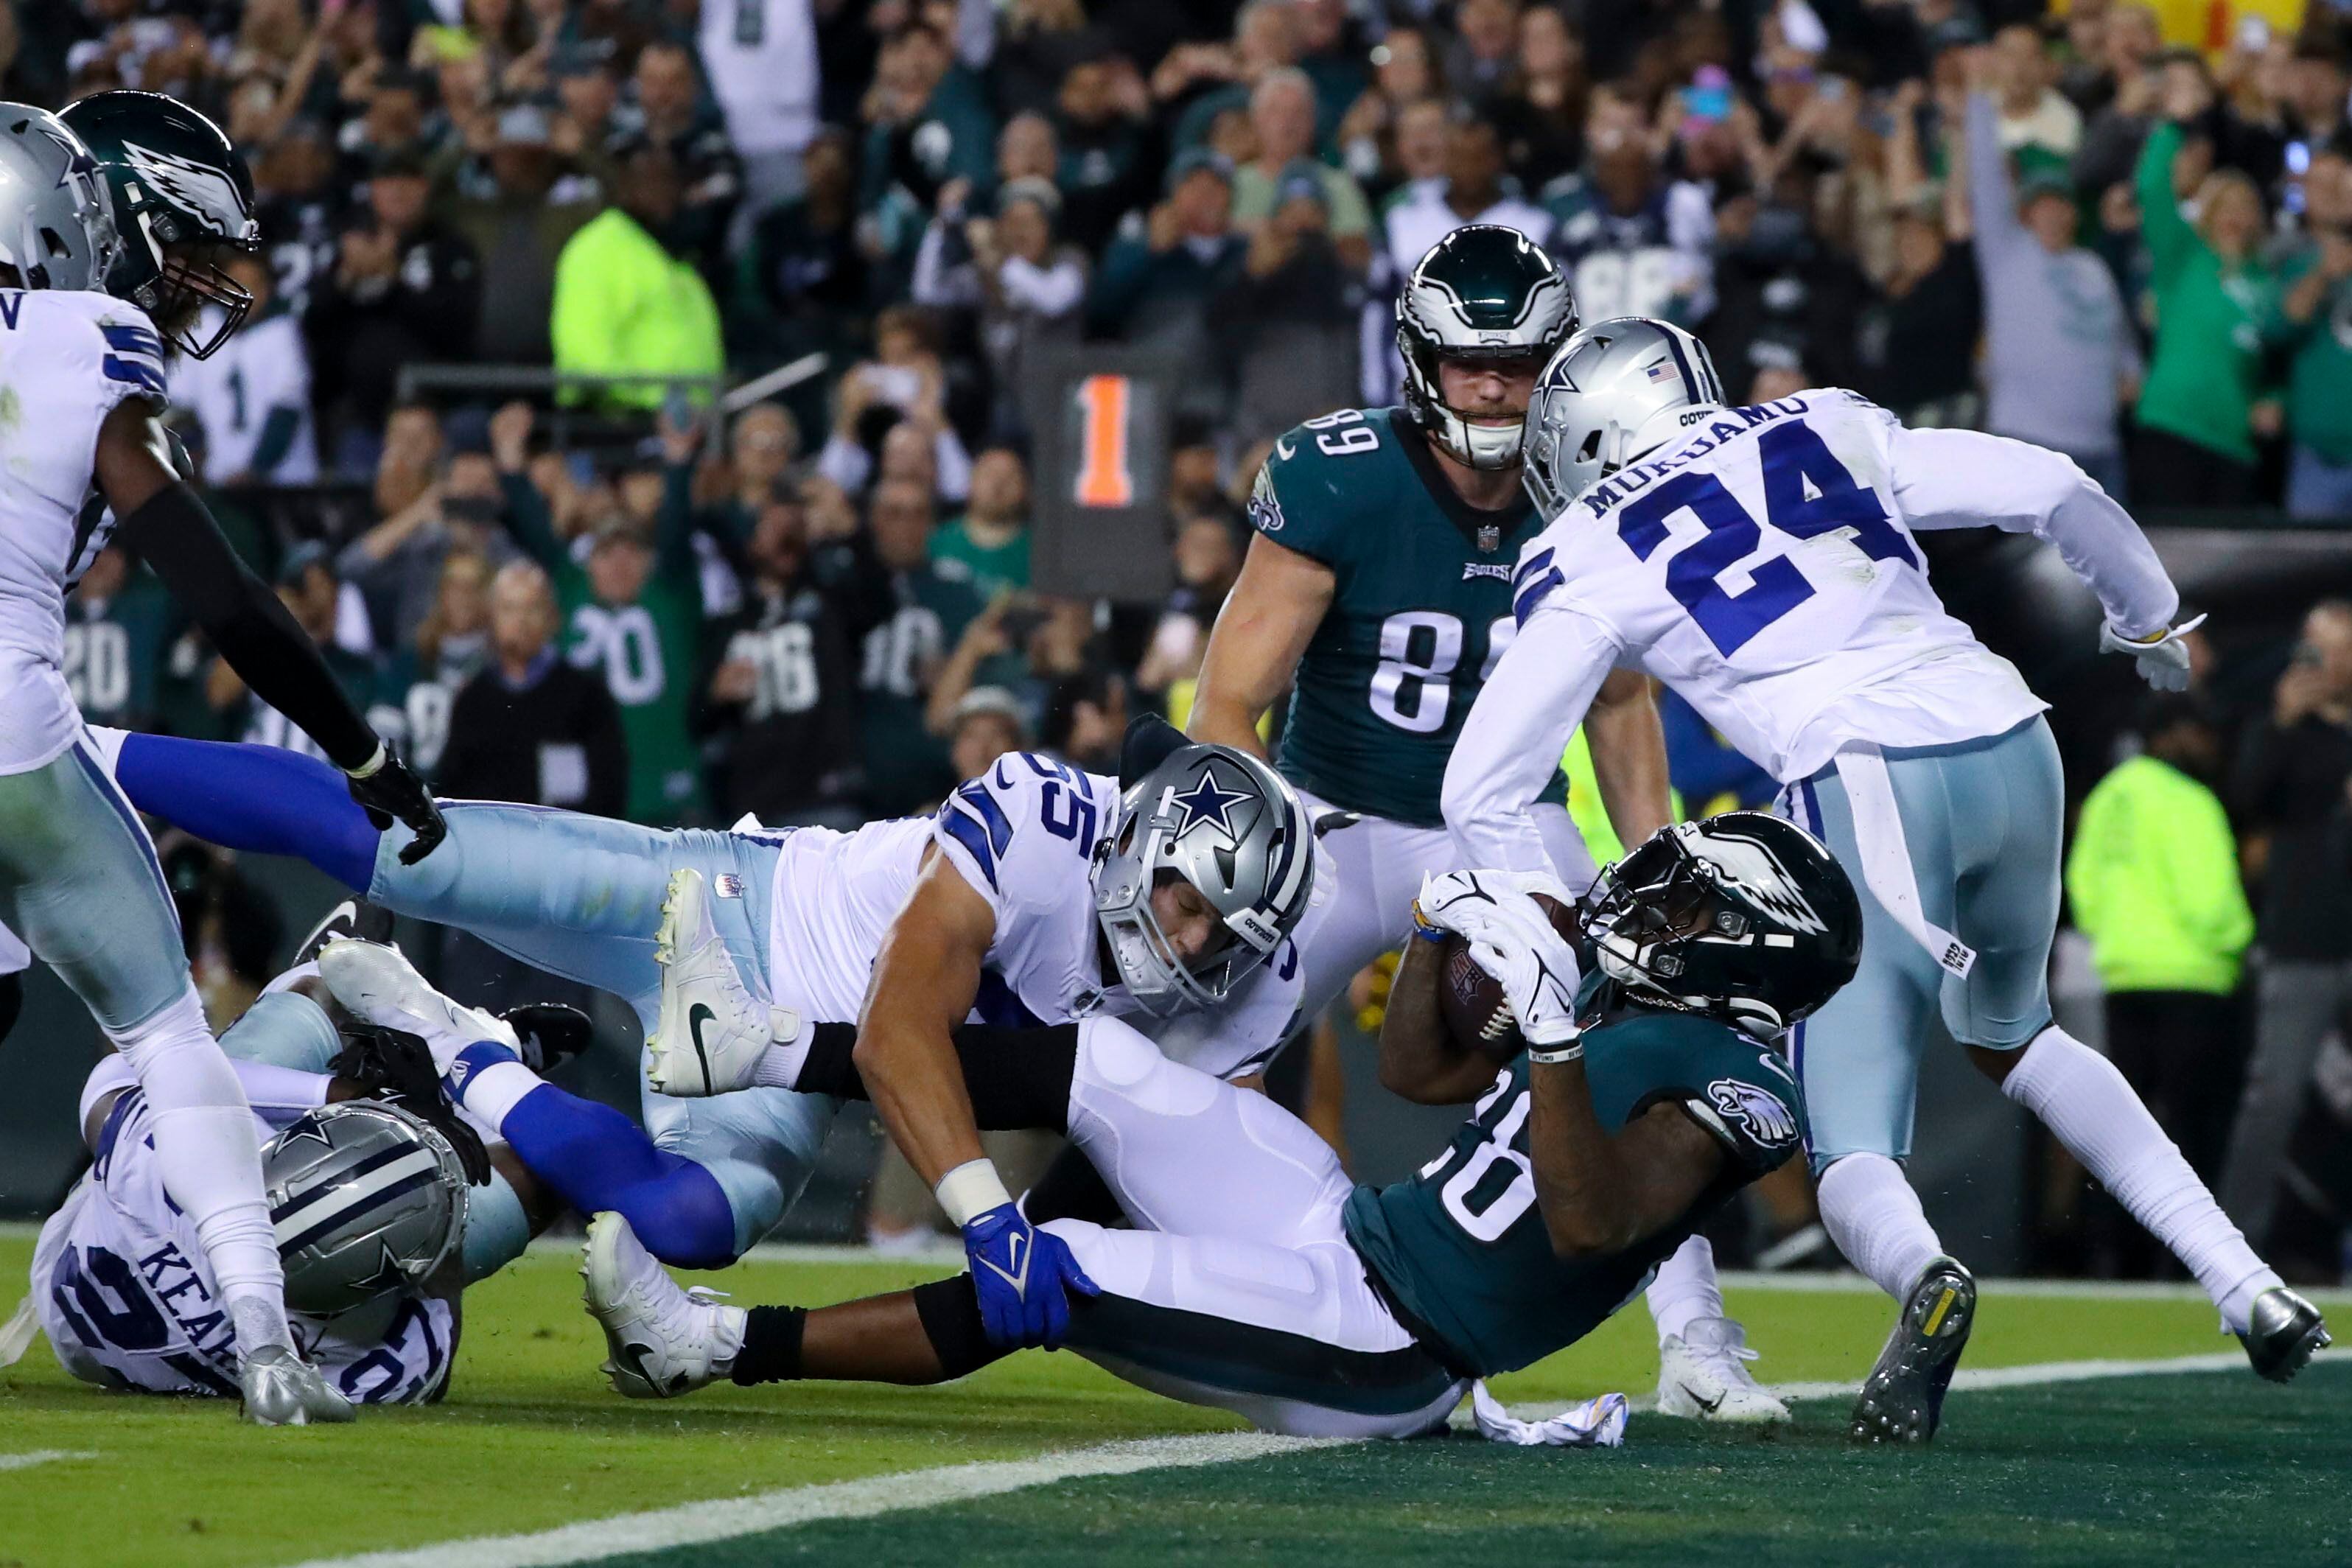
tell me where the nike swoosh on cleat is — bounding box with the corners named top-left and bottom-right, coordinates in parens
top-left (1682, 1385), bottom-right (1724, 1415)
top-left (688, 1004), bottom-right (718, 1093)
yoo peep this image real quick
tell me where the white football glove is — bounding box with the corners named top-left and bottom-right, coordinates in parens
top-left (1413, 868), bottom-right (1578, 944)
top-left (1416, 871), bottom-right (1584, 1048)
top-left (2099, 612), bottom-right (2205, 692)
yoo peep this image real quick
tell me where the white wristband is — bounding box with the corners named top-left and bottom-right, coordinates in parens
top-left (344, 741), bottom-right (388, 780)
top-left (934, 1158), bottom-right (1013, 1227)
top-left (1525, 1040), bottom-right (1585, 1066)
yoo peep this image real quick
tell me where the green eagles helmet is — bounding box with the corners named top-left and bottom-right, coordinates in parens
top-left (59, 90), bottom-right (260, 359)
top-left (1394, 224), bottom-right (1579, 472)
top-left (0, 105), bottom-right (121, 293)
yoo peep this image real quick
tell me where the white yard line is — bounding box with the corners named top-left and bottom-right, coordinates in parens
top-left (0, 1449), bottom-right (98, 1473)
top-left (285, 1432), bottom-right (1348, 1568)
top-left (296, 1346), bottom-right (2332, 1568)
top-left (1748, 1345), bottom-right (2328, 1407)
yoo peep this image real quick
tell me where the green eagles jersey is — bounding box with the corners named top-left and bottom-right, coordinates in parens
top-left (64, 574), bottom-right (179, 734)
top-left (858, 567), bottom-right (984, 817)
top-left (556, 569), bottom-right (707, 825)
top-left (1343, 997), bottom-right (1806, 1376)
top-left (1247, 408), bottom-right (1549, 827)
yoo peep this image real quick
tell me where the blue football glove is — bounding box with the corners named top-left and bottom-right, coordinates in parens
top-left (961, 1203), bottom-right (1099, 1350)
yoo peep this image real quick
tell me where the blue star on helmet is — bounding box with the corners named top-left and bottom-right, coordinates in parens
top-left (1168, 769), bottom-right (1250, 842)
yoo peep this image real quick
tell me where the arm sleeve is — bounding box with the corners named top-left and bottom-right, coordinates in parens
top-left (248, 405), bottom-right (302, 477)
top-left (654, 461), bottom-right (699, 577)
top-left (116, 482), bottom-right (380, 770)
top-left (933, 425), bottom-right (973, 504)
top-left (229, 1059), bottom-right (334, 1125)
top-left (1966, 94), bottom-right (2029, 265)
top-left (2179, 785), bottom-right (2255, 956)
top-left (497, 471), bottom-right (564, 570)
top-left (2135, 122), bottom-right (2196, 283)
top-left (1886, 424), bottom-right (2179, 637)
top-left (1442, 598), bottom-right (1623, 876)
top-left (549, 232), bottom-right (616, 378)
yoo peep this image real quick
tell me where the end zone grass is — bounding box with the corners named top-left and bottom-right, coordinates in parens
top-left (0, 1234), bottom-right (2337, 1568)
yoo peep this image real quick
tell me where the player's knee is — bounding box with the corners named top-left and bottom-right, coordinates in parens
top-left (1073, 1018), bottom-right (1218, 1119)
top-left (620, 1156), bottom-right (742, 1270)
top-left (102, 987), bottom-right (213, 1077)
top-left (1966, 1041), bottom-right (2023, 1085)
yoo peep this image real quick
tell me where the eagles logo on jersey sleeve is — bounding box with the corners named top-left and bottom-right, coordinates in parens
top-left (1691, 1063), bottom-right (1804, 1175)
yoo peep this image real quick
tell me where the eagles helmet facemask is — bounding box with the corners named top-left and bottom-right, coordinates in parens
top-left (59, 90), bottom-right (261, 359)
top-left (1583, 812), bottom-right (1862, 1040)
top-left (1395, 224), bottom-right (1579, 471)
top-left (0, 106), bottom-right (121, 293)
top-left (1522, 315), bottom-right (1725, 517)
top-left (1092, 743), bottom-right (1316, 1016)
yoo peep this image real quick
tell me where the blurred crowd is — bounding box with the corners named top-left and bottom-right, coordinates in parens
top-left (18, 0), bottom-right (2352, 1270)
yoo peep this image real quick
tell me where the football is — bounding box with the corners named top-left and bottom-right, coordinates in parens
top-left (1435, 899), bottom-right (1583, 1060)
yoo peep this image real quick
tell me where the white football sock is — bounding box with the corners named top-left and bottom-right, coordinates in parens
top-left (2003, 1026), bottom-right (2280, 1332)
top-left (1817, 1152), bottom-right (1945, 1302)
top-left (108, 989), bottom-right (291, 1353)
top-left (751, 1025), bottom-right (814, 1090)
top-left (1645, 1234), bottom-right (1729, 1345)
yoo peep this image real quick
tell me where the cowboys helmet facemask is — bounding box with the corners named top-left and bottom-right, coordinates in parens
top-left (1396, 224), bottom-right (1579, 471)
top-left (267, 1100), bottom-right (468, 1317)
top-left (1583, 812), bottom-right (1861, 1040)
top-left (59, 90), bottom-right (261, 360)
top-left (1092, 743), bottom-right (1315, 1016)
top-left (1522, 315), bottom-right (1726, 517)
top-left (0, 106), bottom-right (121, 294)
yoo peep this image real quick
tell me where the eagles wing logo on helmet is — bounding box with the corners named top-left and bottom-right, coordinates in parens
top-left (1684, 823), bottom-right (1829, 935)
top-left (119, 139), bottom-right (258, 242)
top-left (1708, 1079), bottom-right (1799, 1146)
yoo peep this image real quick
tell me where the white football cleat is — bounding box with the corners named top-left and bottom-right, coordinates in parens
top-left (1655, 1316), bottom-right (1791, 1424)
top-left (316, 938), bottom-right (519, 1073)
top-left (581, 1211), bottom-right (743, 1399)
top-left (240, 1343), bottom-right (356, 1426)
top-left (645, 868), bottom-right (795, 1098)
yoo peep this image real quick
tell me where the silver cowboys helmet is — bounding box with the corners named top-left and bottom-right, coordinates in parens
top-left (266, 1101), bottom-right (468, 1316)
top-left (1522, 315), bottom-right (1725, 517)
top-left (1092, 743), bottom-right (1315, 1015)
top-left (0, 105), bottom-right (122, 293)
top-left (1396, 224), bottom-right (1579, 471)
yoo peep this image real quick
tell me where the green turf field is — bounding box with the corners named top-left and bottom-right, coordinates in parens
top-left (0, 1234), bottom-right (2339, 1568)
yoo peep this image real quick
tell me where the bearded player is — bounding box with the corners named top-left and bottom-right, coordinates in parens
top-left (1446, 315), bottom-right (2326, 1443)
top-left (0, 95), bottom-right (442, 1424)
top-left (1186, 227), bottom-right (1773, 1421)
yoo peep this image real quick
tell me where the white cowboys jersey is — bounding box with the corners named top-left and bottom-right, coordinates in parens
top-left (1449, 388), bottom-right (2179, 872)
top-left (760, 752), bottom-right (1302, 1079)
top-left (0, 290), bottom-right (170, 774)
top-left (32, 1060), bottom-right (454, 1405)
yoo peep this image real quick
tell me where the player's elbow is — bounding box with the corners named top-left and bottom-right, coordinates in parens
top-left (1537, 1194), bottom-right (1636, 1261)
top-left (1375, 1049), bottom-right (1455, 1106)
top-left (1439, 760), bottom-right (1501, 842)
